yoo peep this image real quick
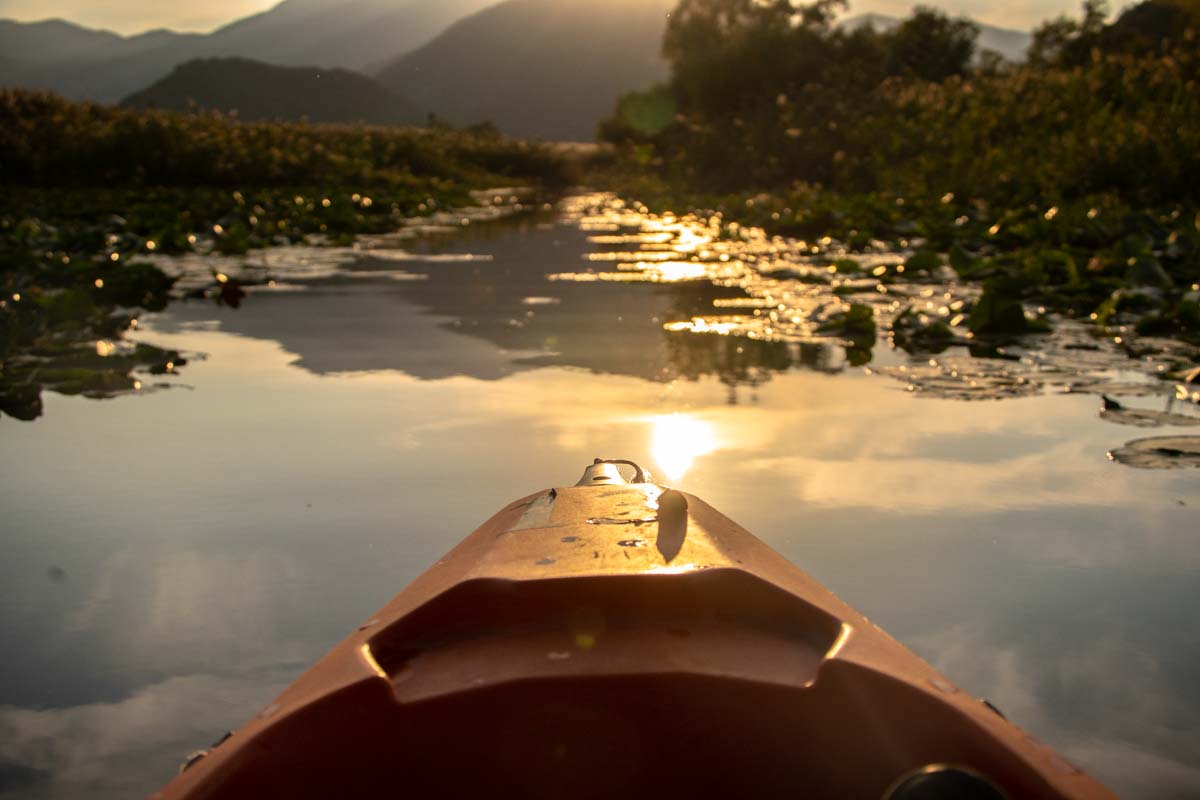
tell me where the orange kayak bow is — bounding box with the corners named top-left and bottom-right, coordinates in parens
top-left (156, 460), bottom-right (1114, 799)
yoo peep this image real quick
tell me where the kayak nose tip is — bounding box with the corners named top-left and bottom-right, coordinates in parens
top-left (575, 458), bottom-right (653, 486)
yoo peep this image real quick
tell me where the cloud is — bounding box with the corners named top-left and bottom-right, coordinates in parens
top-left (0, 670), bottom-right (291, 799)
top-left (908, 622), bottom-right (1200, 799)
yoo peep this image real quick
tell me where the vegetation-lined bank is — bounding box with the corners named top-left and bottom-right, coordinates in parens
top-left (0, 92), bottom-right (570, 420)
top-left (598, 0), bottom-right (1200, 347)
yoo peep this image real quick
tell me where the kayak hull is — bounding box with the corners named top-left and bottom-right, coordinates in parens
top-left (156, 478), bottom-right (1114, 799)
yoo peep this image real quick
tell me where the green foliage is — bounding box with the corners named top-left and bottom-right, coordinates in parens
top-left (892, 306), bottom-right (959, 351)
top-left (948, 243), bottom-right (984, 277)
top-left (655, 0), bottom-right (891, 188)
top-left (605, 0), bottom-right (1199, 207)
top-left (1028, 0), bottom-right (1110, 66)
top-left (817, 303), bottom-right (877, 340)
top-left (1135, 299), bottom-right (1200, 336)
top-left (1031, 0), bottom-right (1198, 67)
top-left (904, 251), bottom-right (943, 273)
top-left (887, 6), bottom-right (979, 82)
top-left (849, 41), bottom-right (1200, 207)
top-left (967, 278), bottom-right (1043, 335)
top-left (0, 90), bottom-right (571, 190)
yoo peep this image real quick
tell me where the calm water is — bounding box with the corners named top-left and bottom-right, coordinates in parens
top-left (1, 196), bottom-right (1198, 799)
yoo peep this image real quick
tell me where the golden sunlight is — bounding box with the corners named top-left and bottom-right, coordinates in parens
top-left (650, 414), bottom-right (718, 483)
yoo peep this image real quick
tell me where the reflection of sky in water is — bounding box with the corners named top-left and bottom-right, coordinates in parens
top-left (1, 204), bottom-right (1198, 799)
top-left (650, 413), bottom-right (719, 482)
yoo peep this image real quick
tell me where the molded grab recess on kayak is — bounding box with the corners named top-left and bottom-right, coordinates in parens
top-left (365, 570), bottom-right (846, 702)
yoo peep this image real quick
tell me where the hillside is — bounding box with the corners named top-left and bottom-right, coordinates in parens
top-left (376, 0), bottom-right (674, 141)
top-left (0, 0), bottom-right (500, 102)
top-left (198, 0), bottom-right (500, 70)
top-left (122, 58), bottom-right (420, 126)
top-left (842, 12), bottom-right (1032, 61)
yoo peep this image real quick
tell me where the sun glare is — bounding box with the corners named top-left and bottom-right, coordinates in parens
top-left (651, 414), bottom-right (718, 483)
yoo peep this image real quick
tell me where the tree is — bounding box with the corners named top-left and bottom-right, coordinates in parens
top-left (1027, 0), bottom-right (1111, 66)
top-left (885, 6), bottom-right (979, 82)
top-left (663, 0), bottom-right (847, 115)
top-left (1027, 15), bottom-right (1083, 66)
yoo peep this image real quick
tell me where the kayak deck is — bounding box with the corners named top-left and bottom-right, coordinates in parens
top-left (157, 465), bottom-right (1114, 799)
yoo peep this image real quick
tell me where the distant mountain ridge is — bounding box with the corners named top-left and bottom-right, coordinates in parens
top-left (0, 0), bottom-right (500, 102)
top-left (122, 58), bottom-right (420, 126)
top-left (841, 12), bottom-right (1033, 62)
top-left (0, 18), bottom-right (200, 63)
top-left (376, 0), bottom-right (675, 141)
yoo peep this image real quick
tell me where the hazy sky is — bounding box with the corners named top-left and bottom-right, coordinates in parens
top-left (0, 0), bottom-right (1092, 35)
top-left (0, 0), bottom-right (281, 33)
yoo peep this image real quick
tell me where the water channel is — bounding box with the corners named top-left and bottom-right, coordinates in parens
top-left (1, 194), bottom-right (1197, 798)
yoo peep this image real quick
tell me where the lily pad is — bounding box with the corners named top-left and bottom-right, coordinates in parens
top-left (904, 250), bottom-right (942, 273)
top-left (0, 384), bottom-right (43, 421)
top-left (1099, 396), bottom-right (1200, 428)
top-left (1108, 436), bottom-right (1200, 469)
top-left (891, 305), bottom-right (960, 352)
top-left (817, 303), bottom-right (876, 340)
top-left (967, 278), bottom-right (1043, 336)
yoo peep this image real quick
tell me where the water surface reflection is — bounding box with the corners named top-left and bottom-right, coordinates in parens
top-left (0, 198), bottom-right (1197, 799)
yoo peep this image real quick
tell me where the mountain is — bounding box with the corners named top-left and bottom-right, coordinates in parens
top-left (0, 19), bottom-right (204, 63)
top-left (842, 13), bottom-right (1033, 62)
top-left (0, 18), bottom-right (202, 64)
top-left (0, 19), bottom-right (204, 98)
top-left (122, 58), bottom-right (420, 126)
top-left (0, 20), bottom-right (205, 102)
top-left (376, 0), bottom-right (674, 142)
top-left (198, 0), bottom-right (501, 71)
top-left (0, 19), bottom-right (132, 62)
top-left (0, 0), bottom-right (500, 103)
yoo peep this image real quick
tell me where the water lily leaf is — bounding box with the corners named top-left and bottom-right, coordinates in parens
top-left (891, 305), bottom-right (959, 352)
top-left (1099, 396), bottom-right (1200, 428)
top-left (95, 261), bottom-right (175, 310)
top-left (0, 384), bottom-right (43, 421)
top-left (904, 251), bottom-right (942, 273)
top-left (1127, 254), bottom-right (1173, 289)
top-left (967, 278), bottom-right (1040, 335)
top-left (817, 303), bottom-right (876, 340)
top-left (1108, 436), bottom-right (1200, 469)
top-left (948, 243), bottom-right (980, 277)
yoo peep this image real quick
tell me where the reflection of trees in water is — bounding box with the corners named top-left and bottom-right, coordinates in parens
top-left (664, 331), bottom-right (783, 405)
top-left (660, 279), bottom-right (862, 401)
top-left (1, 220), bottom-right (882, 420)
top-left (663, 330), bottom-right (848, 404)
top-left (663, 280), bottom-right (747, 321)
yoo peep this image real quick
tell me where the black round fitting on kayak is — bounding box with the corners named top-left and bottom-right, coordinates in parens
top-left (885, 765), bottom-right (1007, 800)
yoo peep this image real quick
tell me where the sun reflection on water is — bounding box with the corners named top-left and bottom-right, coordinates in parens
top-left (651, 413), bottom-right (719, 483)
